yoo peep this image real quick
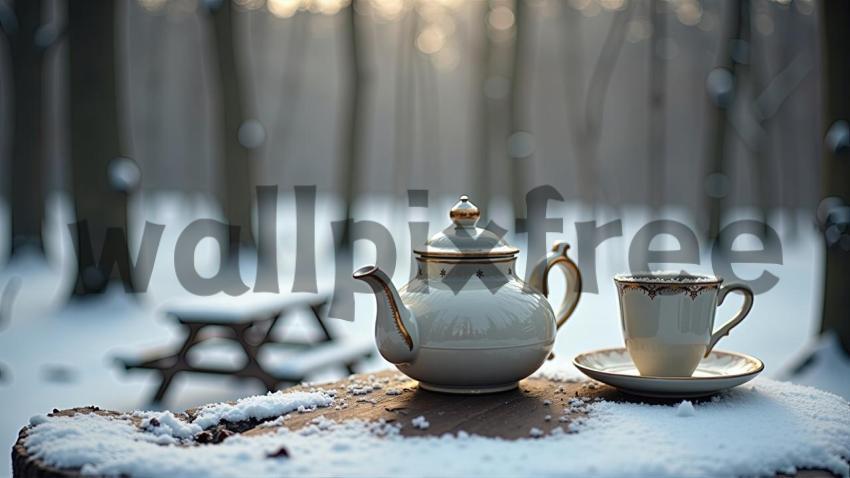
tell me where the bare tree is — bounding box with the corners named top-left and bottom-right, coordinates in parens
top-left (567, 3), bottom-right (632, 207)
top-left (509, 0), bottom-right (530, 217)
top-left (7, 0), bottom-right (46, 254)
top-left (559, 3), bottom-right (584, 200)
top-left (337, 0), bottom-right (367, 250)
top-left (819, 1), bottom-right (850, 353)
top-left (471, 2), bottom-right (494, 214)
top-left (68, 0), bottom-right (133, 295)
top-left (393, 10), bottom-right (414, 200)
top-left (704, 1), bottom-right (749, 239)
top-left (206, 0), bottom-right (254, 249)
top-left (474, 0), bottom-right (516, 216)
top-left (271, 11), bottom-right (309, 166)
top-left (747, 2), bottom-right (772, 237)
top-left (647, 0), bottom-right (666, 210)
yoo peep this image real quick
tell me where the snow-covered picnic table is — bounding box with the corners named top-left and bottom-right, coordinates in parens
top-left (117, 294), bottom-right (373, 403)
top-left (12, 370), bottom-right (850, 477)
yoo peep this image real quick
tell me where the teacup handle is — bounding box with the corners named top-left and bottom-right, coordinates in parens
top-left (529, 241), bottom-right (582, 330)
top-left (706, 283), bottom-right (754, 357)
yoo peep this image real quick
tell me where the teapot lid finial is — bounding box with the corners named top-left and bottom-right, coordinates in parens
top-left (450, 195), bottom-right (480, 228)
top-left (414, 193), bottom-right (518, 259)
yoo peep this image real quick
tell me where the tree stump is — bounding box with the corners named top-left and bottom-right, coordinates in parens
top-left (11, 371), bottom-right (838, 477)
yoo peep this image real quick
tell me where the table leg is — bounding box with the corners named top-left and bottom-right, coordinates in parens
top-left (257, 311), bottom-right (283, 345)
top-left (152, 370), bottom-right (175, 403)
top-left (310, 303), bottom-right (334, 343)
top-left (233, 323), bottom-right (281, 392)
top-left (149, 323), bottom-right (202, 404)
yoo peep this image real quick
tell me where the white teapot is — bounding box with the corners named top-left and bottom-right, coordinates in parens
top-left (353, 195), bottom-right (582, 393)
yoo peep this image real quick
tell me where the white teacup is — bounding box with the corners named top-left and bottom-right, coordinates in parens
top-left (613, 272), bottom-right (754, 377)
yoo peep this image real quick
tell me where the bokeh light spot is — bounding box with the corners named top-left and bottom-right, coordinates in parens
top-left (826, 120), bottom-right (850, 156)
top-left (139, 0), bottom-right (168, 12)
top-left (704, 173), bottom-right (730, 199)
top-left (599, 0), bottom-right (625, 12)
top-left (238, 119), bottom-right (267, 150)
top-left (235, 0), bottom-right (265, 11)
top-left (675, 0), bottom-right (702, 26)
top-left (371, 0), bottom-right (405, 20)
top-left (488, 6), bottom-right (515, 31)
top-left (795, 0), bottom-right (814, 15)
top-left (706, 68), bottom-right (734, 108)
top-left (416, 25), bottom-right (446, 55)
top-left (755, 12), bottom-right (774, 36)
top-left (268, 0), bottom-right (299, 18)
top-left (508, 131), bottom-right (535, 159)
top-left (108, 157), bottom-right (142, 193)
top-left (626, 18), bottom-right (652, 44)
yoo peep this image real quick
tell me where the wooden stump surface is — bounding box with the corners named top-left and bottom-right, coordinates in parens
top-left (12, 371), bottom-right (836, 477)
top-left (249, 370), bottom-right (618, 440)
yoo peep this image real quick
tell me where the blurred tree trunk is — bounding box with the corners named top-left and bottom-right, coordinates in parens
top-left (559, 4), bottom-right (585, 203)
top-left (472, 1), bottom-right (494, 215)
top-left (819, 1), bottom-right (850, 353)
top-left (748, 1), bottom-right (770, 237)
top-left (574, 2), bottom-right (632, 208)
top-left (337, 0), bottom-right (366, 250)
top-left (647, 0), bottom-right (666, 210)
top-left (209, 0), bottom-right (253, 248)
top-left (9, 0), bottom-right (45, 253)
top-left (272, 11), bottom-right (308, 166)
top-left (509, 0), bottom-right (528, 218)
top-left (705, 1), bottom-right (748, 239)
top-left (393, 11), bottom-right (413, 199)
top-left (478, 1), bottom-right (516, 216)
top-left (68, 0), bottom-right (131, 295)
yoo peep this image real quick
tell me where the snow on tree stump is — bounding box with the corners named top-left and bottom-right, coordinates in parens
top-left (12, 371), bottom-right (848, 477)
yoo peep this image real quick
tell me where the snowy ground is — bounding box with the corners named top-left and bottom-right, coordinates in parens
top-left (0, 194), bottom-right (843, 475)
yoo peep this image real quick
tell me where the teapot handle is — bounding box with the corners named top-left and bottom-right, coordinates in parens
top-left (529, 241), bottom-right (583, 330)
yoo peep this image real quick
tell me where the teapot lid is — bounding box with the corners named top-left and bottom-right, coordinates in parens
top-left (414, 195), bottom-right (519, 259)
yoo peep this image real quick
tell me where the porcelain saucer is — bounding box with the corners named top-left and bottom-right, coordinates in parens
top-left (573, 347), bottom-right (764, 398)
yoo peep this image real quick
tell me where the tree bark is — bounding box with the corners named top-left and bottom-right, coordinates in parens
top-left (471, 2), bottom-right (493, 216)
top-left (647, 0), bottom-right (666, 210)
top-left (819, 1), bottom-right (850, 353)
top-left (209, 0), bottom-right (253, 248)
top-left (9, 0), bottom-right (46, 253)
top-left (393, 11), bottom-right (414, 200)
top-left (705, 1), bottom-right (748, 239)
top-left (337, 0), bottom-right (366, 250)
top-left (68, 0), bottom-right (131, 295)
top-left (509, 0), bottom-right (528, 218)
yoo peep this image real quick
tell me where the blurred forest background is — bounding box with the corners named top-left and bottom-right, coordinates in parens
top-left (0, 0), bottom-right (826, 237)
top-left (0, 0), bottom-right (849, 348)
top-left (3, 0), bottom-right (848, 339)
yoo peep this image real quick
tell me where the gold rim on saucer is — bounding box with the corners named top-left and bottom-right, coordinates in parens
top-left (572, 347), bottom-right (764, 398)
top-left (573, 347), bottom-right (764, 381)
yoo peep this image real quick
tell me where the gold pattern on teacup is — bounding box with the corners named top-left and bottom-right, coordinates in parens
top-left (615, 281), bottom-right (719, 300)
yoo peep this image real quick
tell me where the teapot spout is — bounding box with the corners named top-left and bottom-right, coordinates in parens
top-left (353, 265), bottom-right (419, 364)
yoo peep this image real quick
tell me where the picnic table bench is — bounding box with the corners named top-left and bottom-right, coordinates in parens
top-left (117, 295), bottom-right (374, 403)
